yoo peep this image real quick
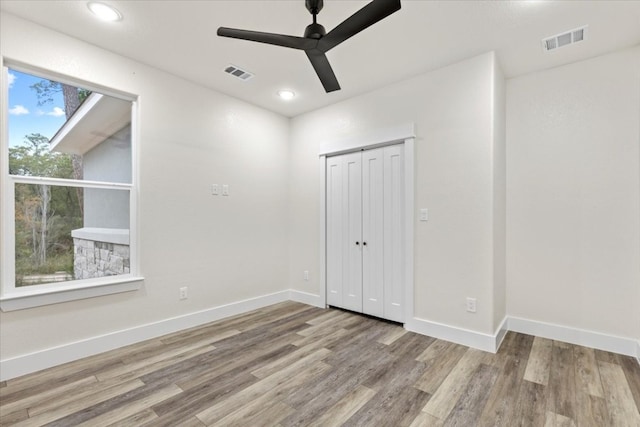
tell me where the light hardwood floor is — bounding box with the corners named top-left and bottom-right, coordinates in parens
top-left (1, 301), bottom-right (639, 426)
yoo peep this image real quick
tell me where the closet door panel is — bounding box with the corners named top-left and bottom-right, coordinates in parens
top-left (326, 156), bottom-right (344, 307)
top-left (362, 148), bottom-right (384, 317)
top-left (383, 145), bottom-right (404, 322)
top-left (342, 152), bottom-right (363, 312)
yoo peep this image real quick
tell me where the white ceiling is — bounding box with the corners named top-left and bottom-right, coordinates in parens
top-left (1, 0), bottom-right (639, 117)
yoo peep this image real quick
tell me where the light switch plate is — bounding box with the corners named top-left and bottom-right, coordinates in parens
top-left (211, 184), bottom-right (219, 195)
top-left (222, 184), bottom-right (229, 196)
top-left (420, 208), bottom-right (428, 221)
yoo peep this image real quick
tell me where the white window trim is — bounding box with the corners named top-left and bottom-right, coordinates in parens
top-left (1, 63), bottom-right (143, 311)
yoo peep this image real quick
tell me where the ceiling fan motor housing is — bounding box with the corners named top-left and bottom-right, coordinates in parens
top-left (304, 23), bottom-right (326, 39)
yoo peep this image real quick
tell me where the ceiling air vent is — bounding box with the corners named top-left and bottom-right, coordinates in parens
top-left (223, 65), bottom-right (254, 81)
top-left (542, 26), bottom-right (587, 52)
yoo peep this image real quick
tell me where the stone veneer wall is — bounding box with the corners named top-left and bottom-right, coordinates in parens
top-left (73, 237), bottom-right (130, 280)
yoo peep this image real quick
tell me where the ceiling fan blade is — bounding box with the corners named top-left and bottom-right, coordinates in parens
top-left (306, 50), bottom-right (340, 92)
top-left (318, 0), bottom-right (401, 52)
top-left (218, 27), bottom-right (317, 50)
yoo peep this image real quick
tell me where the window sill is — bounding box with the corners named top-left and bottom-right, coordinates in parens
top-left (0, 276), bottom-right (143, 311)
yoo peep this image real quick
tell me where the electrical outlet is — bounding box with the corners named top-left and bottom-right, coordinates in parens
top-left (466, 297), bottom-right (477, 313)
top-left (304, 270), bottom-right (309, 281)
top-left (179, 286), bottom-right (188, 300)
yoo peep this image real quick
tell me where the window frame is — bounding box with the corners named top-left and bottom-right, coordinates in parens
top-left (1, 62), bottom-right (143, 311)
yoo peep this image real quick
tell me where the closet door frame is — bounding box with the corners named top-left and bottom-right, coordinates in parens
top-left (318, 123), bottom-right (415, 325)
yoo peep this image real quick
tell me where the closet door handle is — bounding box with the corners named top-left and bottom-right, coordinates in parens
top-left (363, 242), bottom-right (367, 246)
top-left (355, 241), bottom-right (360, 245)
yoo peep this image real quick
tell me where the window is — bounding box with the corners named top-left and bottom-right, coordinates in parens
top-left (1, 65), bottom-right (141, 310)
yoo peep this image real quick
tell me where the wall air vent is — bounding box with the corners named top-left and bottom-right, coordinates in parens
top-left (542, 26), bottom-right (587, 52)
top-left (223, 65), bottom-right (254, 81)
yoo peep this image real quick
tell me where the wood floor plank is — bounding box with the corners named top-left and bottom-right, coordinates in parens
top-left (593, 348), bottom-right (621, 363)
top-left (101, 344), bottom-right (216, 384)
top-left (305, 308), bottom-right (344, 325)
top-left (27, 376), bottom-right (145, 417)
top-left (267, 307), bottom-right (327, 335)
top-left (523, 336), bottom-right (553, 385)
top-left (573, 345), bottom-right (604, 397)
top-left (386, 332), bottom-right (435, 360)
top-left (209, 398), bottom-right (296, 427)
top-left (363, 352), bottom-right (426, 393)
top-left (598, 360), bottom-right (640, 426)
top-left (173, 416), bottom-right (207, 427)
top-left (10, 379), bottom-right (145, 426)
top-left (290, 326), bottom-right (352, 350)
top-left (547, 341), bottom-right (577, 422)
top-left (343, 383), bottom-right (431, 427)
top-left (617, 354), bottom-right (640, 412)
top-left (106, 408), bottom-right (159, 426)
top-left (0, 359), bottom-right (124, 406)
top-left (147, 372), bottom-right (258, 427)
top-left (280, 341), bottom-right (397, 417)
top-left (140, 330), bottom-right (298, 389)
top-left (498, 332), bottom-right (535, 360)
top-left (476, 355), bottom-right (527, 426)
top-left (222, 361), bottom-right (332, 427)
top-left (0, 375), bottom-right (97, 416)
top-left (409, 411), bottom-right (443, 427)
top-left (377, 326), bottom-right (408, 345)
top-left (305, 385), bottom-right (377, 427)
top-left (544, 411), bottom-right (577, 427)
top-left (0, 407), bottom-right (29, 426)
top-left (251, 340), bottom-right (336, 379)
top-left (442, 363), bottom-right (500, 426)
top-left (513, 380), bottom-right (547, 427)
top-left (158, 328), bottom-right (240, 350)
top-left (422, 348), bottom-right (486, 420)
top-left (174, 335), bottom-right (299, 391)
top-left (73, 384), bottom-right (182, 427)
top-left (575, 394), bottom-right (612, 427)
top-left (195, 349), bottom-right (331, 424)
top-left (416, 339), bottom-right (456, 363)
top-left (207, 360), bottom-right (330, 426)
top-left (98, 341), bottom-right (216, 381)
top-left (414, 342), bottom-right (468, 394)
top-left (297, 311), bottom-right (353, 337)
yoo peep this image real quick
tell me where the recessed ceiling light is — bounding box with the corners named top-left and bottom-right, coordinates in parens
top-left (277, 90), bottom-right (295, 100)
top-left (87, 2), bottom-right (122, 22)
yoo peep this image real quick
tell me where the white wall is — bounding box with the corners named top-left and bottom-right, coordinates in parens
top-left (506, 46), bottom-right (640, 342)
top-left (493, 59), bottom-right (507, 332)
top-left (0, 14), bottom-right (290, 361)
top-left (289, 52), bottom-right (505, 337)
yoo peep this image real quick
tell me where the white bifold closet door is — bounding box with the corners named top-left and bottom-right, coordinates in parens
top-left (326, 144), bottom-right (404, 322)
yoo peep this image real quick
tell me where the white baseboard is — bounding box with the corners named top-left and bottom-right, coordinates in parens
top-left (3, 294), bottom-right (637, 381)
top-left (0, 290), bottom-right (289, 381)
top-left (288, 289), bottom-right (324, 308)
top-left (495, 316), bottom-right (509, 351)
top-left (405, 317), bottom-right (505, 353)
top-left (508, 316), bottom-right (638, 358)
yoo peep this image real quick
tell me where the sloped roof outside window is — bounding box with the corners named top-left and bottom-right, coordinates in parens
top-left (49, 92), bottom-right (131, 155)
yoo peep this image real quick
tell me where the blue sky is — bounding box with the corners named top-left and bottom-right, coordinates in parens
top-left (7, 69), bottom-right (67, 148)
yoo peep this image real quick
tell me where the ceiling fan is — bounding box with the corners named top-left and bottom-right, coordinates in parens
top-left (217, 0), bottom-right (402, 93)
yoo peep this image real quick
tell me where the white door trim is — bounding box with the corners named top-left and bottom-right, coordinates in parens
top-left (319, 123), bottom-right (415, 323)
